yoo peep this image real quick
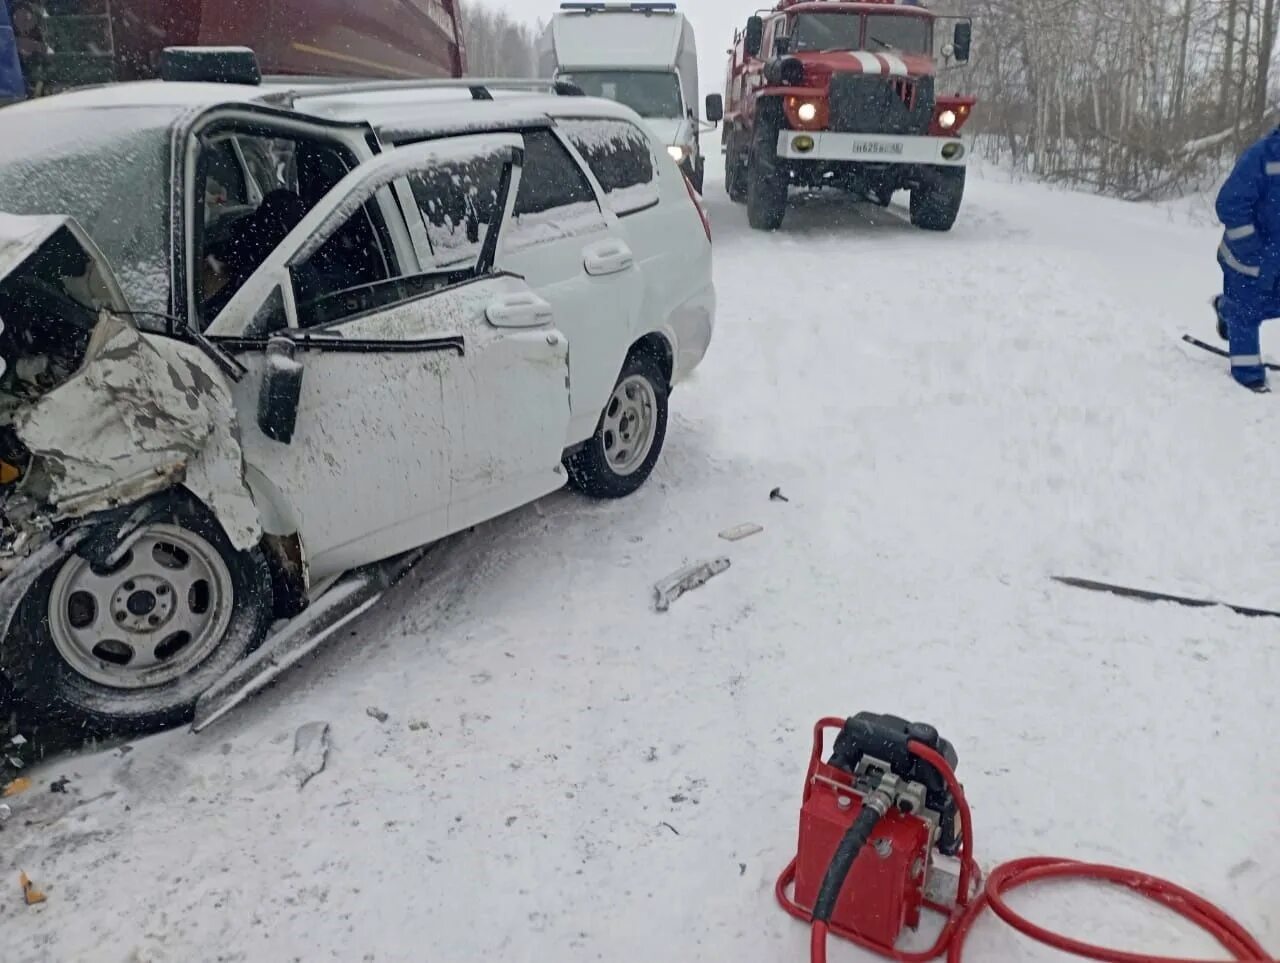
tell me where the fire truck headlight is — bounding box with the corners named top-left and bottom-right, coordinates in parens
top-left (938, 109), bottom-right (958, 130)
top-left (797, 102), bottom-right (818, 123)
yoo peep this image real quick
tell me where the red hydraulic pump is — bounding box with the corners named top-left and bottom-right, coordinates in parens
top-left (776, 713), bottom-right (1276, 963)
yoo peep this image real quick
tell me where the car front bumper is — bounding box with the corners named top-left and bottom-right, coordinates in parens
top-left (775, 131), bottom-right (969, 166)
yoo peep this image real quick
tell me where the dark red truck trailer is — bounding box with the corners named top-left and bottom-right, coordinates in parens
top-left (2, 0), bottom-right (466, 99)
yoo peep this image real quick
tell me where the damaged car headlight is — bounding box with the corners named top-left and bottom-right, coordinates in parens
top-left (667, 144), bottom-right (690, 163)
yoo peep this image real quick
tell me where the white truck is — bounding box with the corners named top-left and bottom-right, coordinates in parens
top-left (538, 2), bottom-right (722, 193)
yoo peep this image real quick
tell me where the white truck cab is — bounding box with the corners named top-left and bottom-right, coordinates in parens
top-left (538, 2), bottom-right (722, 193)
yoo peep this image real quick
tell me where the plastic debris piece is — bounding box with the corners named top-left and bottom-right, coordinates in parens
top-left (366, 707), bottom-right (389, 724)
top-left (289, 722), bottom-right (330, 790)
top-left (2, 777), bottom-right (31, 798)
top-left (0, 803), bottom-right (11, 824)
top-left (653, 557), bottom-right (731, 612)
top-left (718, 522), bottom-right (763, 542)
top-left (49, 777), bottom-right (70, 794)
top-left (19, 872), bottom-right (45, 905)
top-left (7, 734), bottom-right (26, 747)
top-left (769, 487), bottom-right (789, 502)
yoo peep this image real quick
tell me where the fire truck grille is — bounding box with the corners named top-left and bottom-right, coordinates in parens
top-left (828, 73), bottom-right (935, 136)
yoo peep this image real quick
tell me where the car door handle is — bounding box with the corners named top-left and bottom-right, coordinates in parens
top-left (485, 291), bottom-right (554, 329)
top-left (583, 239), bottom-right (634, 277)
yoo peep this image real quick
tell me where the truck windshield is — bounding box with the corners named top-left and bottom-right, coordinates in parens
top-left (0, 107), bottom-right (174, 318)
top-left (559, 71), bottom-right (683, 119)
top-left (791, 13), bottom-right (929, 55)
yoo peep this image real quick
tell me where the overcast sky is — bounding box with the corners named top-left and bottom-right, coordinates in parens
top-left (490, 0), bottom-right (749, 108)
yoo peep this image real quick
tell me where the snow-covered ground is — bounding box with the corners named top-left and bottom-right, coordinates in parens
top-left (2, 146), bottom-right (1278, 962)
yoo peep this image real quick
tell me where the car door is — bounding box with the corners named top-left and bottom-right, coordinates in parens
top-left (206, 135), bottom-right (571, 580)
top-left (405, 126), bottom-right (643, 446)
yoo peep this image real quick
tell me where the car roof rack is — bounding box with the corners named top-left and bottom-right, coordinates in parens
top-left (258, 76), bottom-right (584, 107)
top-left (559, 2), bottom-right (678, 13)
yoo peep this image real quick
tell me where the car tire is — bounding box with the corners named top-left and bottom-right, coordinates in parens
top-left (0, 492), bottom-right (272, 735)
top-left (690, 156), bottom-right (705, 195)
top-left (725, 132), bottom-right (748, 203)
top-left (566, 350), bottom-right (669, 499)
top-left (910, 166), bottom-right (965, 231)
top-left (747, 117), bottom-right (788, 230)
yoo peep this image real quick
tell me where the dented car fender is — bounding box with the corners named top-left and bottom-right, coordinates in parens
top-left (12, 317), bottom-right (263, 551)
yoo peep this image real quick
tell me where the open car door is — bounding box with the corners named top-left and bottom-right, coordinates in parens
top-left (206, 135), bottom-right (571, 581)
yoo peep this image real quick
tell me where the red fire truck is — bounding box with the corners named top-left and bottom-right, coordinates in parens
top-left (2, 0), bottom-right (466, 99)
top-left (720, 0), bottom-right (974, 231)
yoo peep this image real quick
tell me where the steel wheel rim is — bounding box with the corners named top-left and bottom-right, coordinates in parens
top-left (48, 524), bottom-right (235, 690)
top-left (602, 374), bottom-right (657, 476)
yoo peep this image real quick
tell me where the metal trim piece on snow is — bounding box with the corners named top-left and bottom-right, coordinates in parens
top-left (1181, 334), bottom-right (1280, 372)
top-left (1051, 576), bottom-right (1280, 619)
top-left (191, 546), bottom-right (430, 731)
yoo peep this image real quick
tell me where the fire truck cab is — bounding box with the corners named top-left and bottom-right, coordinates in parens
top-left (721, 0), bottom-right (975, 231)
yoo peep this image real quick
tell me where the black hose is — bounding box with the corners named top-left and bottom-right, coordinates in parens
top-left (811, 796), bottom-right (889, 923)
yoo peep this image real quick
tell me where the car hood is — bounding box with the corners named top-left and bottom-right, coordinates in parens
top-left (0, 212), bottom-right (261, 550)
top-left (0, 213), bottom-right (130, 315)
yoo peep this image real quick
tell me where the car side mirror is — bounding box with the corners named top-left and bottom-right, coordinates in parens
top-left (952, 21), bottom-right (972, 63)
top-left (705, 93), bottom-right (724, 124)
top-left (744, 16), bottom-right (764, 57)
top-left (258, 336), bottom-right (304, 443)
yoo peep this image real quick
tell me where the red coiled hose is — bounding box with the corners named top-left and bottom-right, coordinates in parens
top-left (779, 737), bottom-right (1274, 963)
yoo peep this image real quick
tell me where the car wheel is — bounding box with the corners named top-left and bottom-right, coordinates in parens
top-left (0, 493), bottom-right (272, 734)
top-left (910, 166), bottom-right (966, 231)
top-left (747, 118), bottom-right (788, 230)
top-left (566, 350), bottom-right (669, 499)
top-left (690, 156), bottom-right (705, 195)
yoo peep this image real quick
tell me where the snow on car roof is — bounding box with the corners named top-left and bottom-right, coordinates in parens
top-left (292, 90), bottom-right (651, 140)
top-left (0, 77), bottom-right (654, 144)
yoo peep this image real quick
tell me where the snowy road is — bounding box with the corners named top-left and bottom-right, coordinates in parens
top-left (2, 154), bottom-right (1278, 962)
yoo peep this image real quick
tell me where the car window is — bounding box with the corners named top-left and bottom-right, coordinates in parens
top-left (408, 149), bottom-right (505, 272)
top-left (557, 71), bottom-right (684, 119)
top-left (197, 131), bottom-right (360, 327)
top-left (509, 129), bottom-right (607, 248)
top-left (289, 186), bottom-right (405, 330)
top-left (558, 119), bottom-right (659, 216)
top-left (0, 106), bottom-right (175, 320)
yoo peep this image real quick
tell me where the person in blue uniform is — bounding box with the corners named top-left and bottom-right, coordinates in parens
top-left (1214, 127), bottom-right (1280, 392)
top-left (0, 5), bottom-right (25, 103)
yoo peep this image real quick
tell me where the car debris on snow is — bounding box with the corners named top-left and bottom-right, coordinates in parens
top-left (49, 776), bottom-right (70, 794)
top-left (653, 557), bottom-right (731, 612)
top-left (2, 776), bottom-right (31, 797)
top-left (769, 487), bottom-right (789, 502)
top-left (366, 707), bottom-right (389, 724)
top-left (288, 722), bottom-right (331, 790)
top-left (19, 871), bottom-right (45, 906)
top-left (0, 803), bottom-right (11, 825)
top-left (718, 522), bottom-right (763, 542)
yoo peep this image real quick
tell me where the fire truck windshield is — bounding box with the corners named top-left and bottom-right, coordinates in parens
top-left (790, 13), bottom-right (930, 55)
top-left (559, 71), bottom-right (684, 119)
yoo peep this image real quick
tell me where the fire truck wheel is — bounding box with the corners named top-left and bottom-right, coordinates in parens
top-left (725, 134), bottom-right (748, 203)
top-left (747, 123), bottom-right (787, 230)
top-left (910, 166), bottom-right (966, 231)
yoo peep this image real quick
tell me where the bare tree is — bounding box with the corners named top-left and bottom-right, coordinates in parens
top-left (461, 2), bottom-right (538, 78)
top-left (966, 0), bottom-right (1280, 199)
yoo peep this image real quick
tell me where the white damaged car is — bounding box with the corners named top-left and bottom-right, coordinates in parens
top-left (0, 60), bottom-right (715, 733)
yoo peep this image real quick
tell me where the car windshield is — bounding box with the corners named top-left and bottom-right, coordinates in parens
top-left (559, 70), bottom-right (684, 118)
top-left (791, 13), bottom-right (930, 54)
top-left (0, 107), bottom-right (175, 319)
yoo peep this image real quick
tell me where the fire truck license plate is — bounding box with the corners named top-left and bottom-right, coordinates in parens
top-left (849, 140), bottom-right (905, 157)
